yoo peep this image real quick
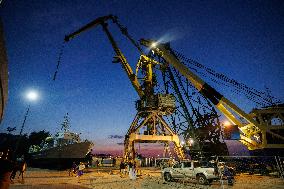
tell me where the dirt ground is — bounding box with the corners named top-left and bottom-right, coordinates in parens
top-left (9, 167), bottom-right (284, 189)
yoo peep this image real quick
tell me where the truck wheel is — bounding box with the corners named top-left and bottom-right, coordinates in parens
top-left (164, 172), bottom-right (172, 182)
top-left (197, 174), bottom-right (208, 185)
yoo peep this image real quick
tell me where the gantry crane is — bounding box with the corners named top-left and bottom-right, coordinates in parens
top-left (140, 39), bottom-right (284, 152)
top-left (64, 15), bottom-right (185, 161)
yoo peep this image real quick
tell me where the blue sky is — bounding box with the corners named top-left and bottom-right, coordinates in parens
top-left (0, 0), bottom-right (283, 153)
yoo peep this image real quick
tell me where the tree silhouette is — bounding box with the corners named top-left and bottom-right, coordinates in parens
top-left (29, 130), bottom-right (50, 146)
top-left (6, 126), bottom-right (16, 133)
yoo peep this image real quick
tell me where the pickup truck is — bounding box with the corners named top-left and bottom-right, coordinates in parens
top-left (162, 160), bottom-right (219, 185)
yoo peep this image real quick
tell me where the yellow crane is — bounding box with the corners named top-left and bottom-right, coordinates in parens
top-left (65, 15), bottom-right (144, 98)
top-left (64, 15), bottom-right (185, 162)
top-left (140, 39), bottom-right (284, 151)
top-left (63, 15), bottom-right (283, 160)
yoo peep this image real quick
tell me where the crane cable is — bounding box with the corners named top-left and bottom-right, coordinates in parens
top-left (112, 16), bottom-right (143, 54)
top-left (53, 41), bottom-right (65, 81)
top-left (52, 16), bottom-right (143, 82)
top-left (172, 49), bottom-right (281, 106)
top-left (176, 65), bottom-right (268, 107)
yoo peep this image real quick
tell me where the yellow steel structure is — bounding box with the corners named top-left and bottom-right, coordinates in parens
top-left (65, 15), bottom-right (144, 98)
top-left (124, 110), bottom-right (184, 161)
top-left (64, 16), bottom-right (185, 162)
top-left (140, 39), bottom-right (284, 151)
top-left (64, 15), bottom-right (284, 157)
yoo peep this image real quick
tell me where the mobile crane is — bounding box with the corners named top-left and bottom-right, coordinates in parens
top-left (64, 15), bottom-right (185, 161)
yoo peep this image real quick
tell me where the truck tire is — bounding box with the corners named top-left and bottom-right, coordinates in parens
top-left (164, 172), bottom-right (172, 182)
top-left (197, 174), bottom-right (208, 185)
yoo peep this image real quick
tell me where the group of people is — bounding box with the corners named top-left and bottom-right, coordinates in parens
top-left (9, 156), bottom-right (27, 183)
top-left (70, 162), bottom-right (86, 180)
top-left (119, 161), bottom-right (137, 180)
top-left (216, 162), bottom-right (234, 186)
top-left (0, 150), bottom-right (26, 189)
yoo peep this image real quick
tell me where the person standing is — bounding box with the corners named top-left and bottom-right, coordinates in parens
top-left (18, 161), bottom-right (27, 181)
top-left (223, 165), bottom-right (234, 186)
top-left (95, 160), bottom-right (99, 167)
top-left (119, 161), bottom-right (124, 173)
top-left (128, 161), bottom-right (132, 179)
top-left (128, 161), bottom-right (136, 180)
top-left (10, 162), bottom-right (18, 181)
top-left (77, 162), bottom-right (85, 183)
top-left (69, 162), bottom-right (77, 176)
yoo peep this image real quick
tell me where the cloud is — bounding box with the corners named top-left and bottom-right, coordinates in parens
top-left (108, 135), bottom-right (124, 139)
top-left (117, 142), bottom-right (124, 145)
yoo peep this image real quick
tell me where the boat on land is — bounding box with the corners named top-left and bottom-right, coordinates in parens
top-left (28, 113), bottom-right (93, 169)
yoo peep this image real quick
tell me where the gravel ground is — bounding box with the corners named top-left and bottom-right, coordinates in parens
top-left (9, 167), bottom-right (284, 189)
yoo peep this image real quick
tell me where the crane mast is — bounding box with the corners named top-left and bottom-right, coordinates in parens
top-left (64, 16), bottom-right (185, 162)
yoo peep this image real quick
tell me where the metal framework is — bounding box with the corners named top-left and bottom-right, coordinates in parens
top-left (62, 15), bottom-right (283, 161)
top-left (140, 39), bottom-right (284, 151)
top-left (161, 66), bottom-right (226, 155)
top-left (124, 110), bottom-right (184, 161)
top-left (247, 105), bottom-right (284, 149)
top-left (63, 15), bottom-right (185, 162)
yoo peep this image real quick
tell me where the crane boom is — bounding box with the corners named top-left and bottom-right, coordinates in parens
top-left (140, 39), bottom-right (268, 150)
top-left (64, 15), bottom-right (113, 42)
top-left (64, 15), bottom-right (144, 97)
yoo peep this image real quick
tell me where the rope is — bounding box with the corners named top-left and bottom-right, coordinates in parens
top-left (53, 42), bottom-right (66, 81)
top-left (112, 16), bottom-right (143, 54)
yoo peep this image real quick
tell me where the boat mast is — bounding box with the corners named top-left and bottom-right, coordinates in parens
top-left (61, 113), bottom-right (71, 132)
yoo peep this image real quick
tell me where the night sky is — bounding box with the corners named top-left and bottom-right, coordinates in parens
top-left (0, 0), bottom-right (283, 155)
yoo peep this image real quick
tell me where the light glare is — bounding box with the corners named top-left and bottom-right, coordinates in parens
top-left (224, 120), bottom-right (231, 127)
top-left (26, 90), bottom-right (39, 101)
top-left (151, 42), bottom-right (157, 48)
